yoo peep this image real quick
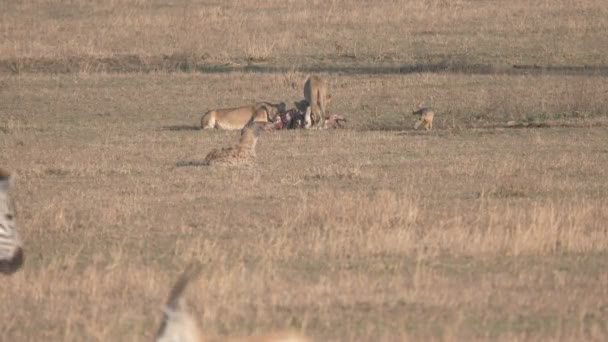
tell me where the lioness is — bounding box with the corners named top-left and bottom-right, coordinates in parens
top-left (302, 76), bottom-right (332, 129)
top-left (201, 102), bottom-right (286, 130)
top-left (203, 120), bottom-right (264, 166)
top-left (155, 262), bottom-right (311, 342)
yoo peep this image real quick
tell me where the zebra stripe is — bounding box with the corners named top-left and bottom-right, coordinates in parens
top-left (0, 170), bottom-right (24, 275)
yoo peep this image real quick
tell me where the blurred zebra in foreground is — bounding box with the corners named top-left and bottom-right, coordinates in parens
top-left (0, 169), bottom-right (24, 275)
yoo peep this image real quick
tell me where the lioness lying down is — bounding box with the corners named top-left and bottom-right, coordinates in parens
top-left (200, 102), bottom-right (286, 130)
top-left (203, 121), bottom-right (265, 166)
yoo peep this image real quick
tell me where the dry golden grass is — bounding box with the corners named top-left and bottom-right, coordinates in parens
top-left (1, 72), bottom-right (608, 341)
top-left (1, 0), bottom-right (607, 72)
top-left (1, 1), bottom-right (608, 341)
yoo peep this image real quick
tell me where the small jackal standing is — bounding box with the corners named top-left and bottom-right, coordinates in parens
top-left (412, 101), bottom-right (434, 131)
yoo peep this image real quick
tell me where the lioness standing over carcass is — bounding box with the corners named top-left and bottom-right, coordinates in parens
top-left (200, 102), bottom-right (285, 130)
top-left (203, 121), bottom-right (264, 166)
top-left (303, 76), bottom-right (332, 129)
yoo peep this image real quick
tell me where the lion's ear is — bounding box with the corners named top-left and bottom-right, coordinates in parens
top-left (262, 104), bottom-right (279, 120)
top-left (256, 105), bottom-right (271, 120)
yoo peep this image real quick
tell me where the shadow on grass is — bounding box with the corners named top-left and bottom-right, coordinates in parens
top-left (159, 125), bottom-right (200, 131)
top-left (198, 63), bottom-right (608, 77)
top-left (394, 130), bottom-right (443, 136)
top-left (387, 121), bottom-right (608, 137)
top-left (175, 160), bottom-right (208, 167)
top-left (2, 54), bottom-right (608, 77)
top-left (479, 121), bottom-right (607, 130)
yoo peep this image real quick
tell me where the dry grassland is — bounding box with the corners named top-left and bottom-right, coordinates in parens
top-left (1, 0), bottom-right (607, 72)
top-left (1, 1), bottom-right (608, 341)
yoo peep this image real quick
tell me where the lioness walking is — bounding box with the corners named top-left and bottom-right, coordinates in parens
top-left (201, 102), bottom-right (285, 130)
top-left (302, 76), bottom-right (331, 129)
top-left (203, 121), bottom-right (264, 166)
top-left (155, 262), bottom-right (311, 342)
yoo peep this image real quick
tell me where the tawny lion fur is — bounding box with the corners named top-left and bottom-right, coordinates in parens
top-left (201, 102), bottom-right (285, 130)
top-left (203, 121), bottom-right (264, 166)
top-left (413, 102), bottom-right (434, 131)
top-left (155, 262), bottom-right (311, 342)
top-left (302, 76), bottom-right (331, 129)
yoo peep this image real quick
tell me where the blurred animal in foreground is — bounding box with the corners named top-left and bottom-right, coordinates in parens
top-left (0, 169), bottom-right (24, 275)
top-left (155, 262), bottom-right (311, 342)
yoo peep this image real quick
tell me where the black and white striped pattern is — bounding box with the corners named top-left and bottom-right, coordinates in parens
top-left (0, 169), bottom-right (23, 275)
